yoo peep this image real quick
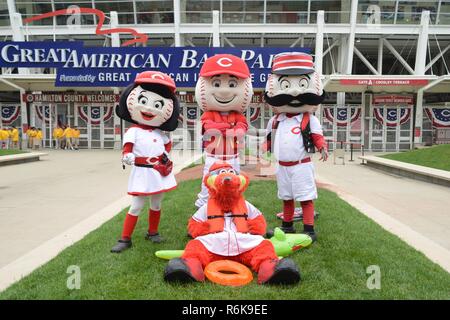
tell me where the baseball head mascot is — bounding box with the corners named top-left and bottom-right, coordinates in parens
top-left (263, 52), bottom-right (328, 242)
top-left (194, 54), bottom-right (253, 208)
top-left (164, 161), bottom-right (301, 285)
top-left (111, 71), bottom-right (180, 253)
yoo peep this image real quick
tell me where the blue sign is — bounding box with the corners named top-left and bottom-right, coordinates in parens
top-left (0, 42), bottom-right (310, 88)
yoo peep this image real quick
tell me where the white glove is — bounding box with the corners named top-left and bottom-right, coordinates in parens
top-left (122, 153), bottom-right (135, 166)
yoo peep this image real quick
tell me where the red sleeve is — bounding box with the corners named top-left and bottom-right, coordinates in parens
top-left (311, 133), bottom-right (327, 150)
top-left (247, 215), bottom-right (267, 236)
top-left (164, 141), bottom-right (172, 153)
top-left (122, 142), bottom-right (133, 156)
top-left (187, 217), bottom-right (210, 238)
top-left (261, 139), bottom-right (271, 153)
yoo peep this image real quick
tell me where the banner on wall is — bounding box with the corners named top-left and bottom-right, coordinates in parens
top-left (1, 105), bottom-right (20, 124)
top-left (78, 106), bottom-right (113, 125)
top-left (0, 42), bottom-right (310, 88)
top-left (373, 107), bottom-right (411, 127)
top-left (323, 106), bottom-right (361, 127)
top-left (35, 105), bottom-right (55, 123)
top-left (425, 107), bottom-right (450, 128)
top-left (372, 95), bottom-right (414, 105)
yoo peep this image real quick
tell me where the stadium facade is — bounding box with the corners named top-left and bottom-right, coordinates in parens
top-left (0, 0), bottom-right (449, 151)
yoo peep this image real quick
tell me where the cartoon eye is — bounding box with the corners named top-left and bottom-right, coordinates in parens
top-left (138, 96), bottom-right (148, 105)
top-left (299, 78), bottom-right (309, 88)
top-left (153, 100), bottom-right (164, 109)
top-left (212, 79), bottom-right (221, 87)
top-left (280, 79), bottom-right (291, 90)
top-left (228, 79), bottom-right (238, 88)
top-left (219, 169), bottom-right (227, 174)
top-left (227, 169), bottom-right (236, 174)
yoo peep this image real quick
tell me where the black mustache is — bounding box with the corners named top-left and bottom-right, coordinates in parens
top-left (264, 91), bottom-right (325, 107)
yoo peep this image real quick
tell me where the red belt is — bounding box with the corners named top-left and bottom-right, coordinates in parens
top-left (135, 156), bottom-right (161, 166)
top-left (279, 157), bottom-right (311, 167)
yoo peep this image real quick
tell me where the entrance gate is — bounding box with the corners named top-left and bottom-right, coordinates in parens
top-left (75, 104), bottom-right (115, 149)
top-left (368, 105), bottom-right (413, 152)
top-left (321, 104), bottom-right (364, 151)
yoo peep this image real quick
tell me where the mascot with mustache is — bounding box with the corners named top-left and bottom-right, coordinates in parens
top-left (164, 161), bottom-right (301, 285)
top-left (264, 52), bottom-right (328, 242)
top-left (194, 54), bottom-right (253, 208)
top-left (111, 71), bottom-right (180, 253)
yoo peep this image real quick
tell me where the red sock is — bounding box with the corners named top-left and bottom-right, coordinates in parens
top-left (148, 209), bottom-right (161, 234)
top-left (121, 213), bottom-right (138, 240)
top-left (301, 200), bottom-right (314, 226)
top-left (283, 200), bottom-right (295, 222)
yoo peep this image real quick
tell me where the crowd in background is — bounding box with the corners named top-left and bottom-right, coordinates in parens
top-left (0, 124), bottom-right (80, 150)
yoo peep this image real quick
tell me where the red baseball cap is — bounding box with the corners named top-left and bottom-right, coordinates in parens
top-left (272, 52), bottom-right (315, 75)
top-left (200, 54), bottom-right (250, 79)
top-left (134, 71), bottom-right (176, 92)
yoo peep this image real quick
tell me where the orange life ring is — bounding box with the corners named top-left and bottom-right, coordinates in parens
top-left (204, 260), bottom-right (253, 286)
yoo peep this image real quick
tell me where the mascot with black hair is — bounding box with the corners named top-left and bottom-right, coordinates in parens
top-left (111, 71), bottom-right (180, 253)
top-left (264, 52), bottom-right (328, 242)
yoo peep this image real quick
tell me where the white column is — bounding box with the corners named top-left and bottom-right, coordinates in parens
top-left (174, 0), bottom-right (182, 46)
top-left (110, 11), bottom-right (123, 150)
top-left (414, 10), bottom-right (430, 75)
top-left (377, 37), bottom-right (383, 74)
top-left (20, 89), bottom-right (28, 149)
top-left (413, 10), bottom-right (430, 147)
top-left (315, 11), bottom-right (324, 123)
top-left (345, 0), bottom-right (358, 74)
top-left (212, 10), bottom-right (220, 47)
top-left (315, 11), bottom-right (324, 75)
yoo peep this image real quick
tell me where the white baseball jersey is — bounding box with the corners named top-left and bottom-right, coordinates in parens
top-left (266, 113), bottom-right (322, 201)
top-left (266, 113), bottom-right (323, 162)
top-left (192, 200), bottom-right (265, 256)
top-left (123, 126), bottom-right (177, 195)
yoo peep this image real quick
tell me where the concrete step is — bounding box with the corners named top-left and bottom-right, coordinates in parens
top-left (359, 155), bottom-right (450, 188)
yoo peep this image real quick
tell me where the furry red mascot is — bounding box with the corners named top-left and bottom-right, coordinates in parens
top-left (111, 71), bottom-right (180, 253)
top-left (164, 161), bottom-right (300, 285)
top-left (264, 52), bottom-right (328, 241)
top-left (194, 54), bottom-right (253, 208)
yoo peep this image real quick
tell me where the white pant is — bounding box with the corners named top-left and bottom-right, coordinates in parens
top-left (128, 194), bottom-right (164, 216)
top-left (195, 154), bottom-right (241, 208)
top-left (276, 162), bottom-right (318, 201)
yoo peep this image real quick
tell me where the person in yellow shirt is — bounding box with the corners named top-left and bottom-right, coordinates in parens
top-left (0, 128), bottom-right (8, 149)
top-left (53, 125), bottom-right (63, 149)
top-left (26, 127), bottom-right (36, 149)
top-left (33, 128), bottom-right (43, 150)
top-left (72, 126), bottom-right (80, 150)
top-left (63, 124), bottom-right (74, 150)
top-left (10, 126), bottom-right (19, 149)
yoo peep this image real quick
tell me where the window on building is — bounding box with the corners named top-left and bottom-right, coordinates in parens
top-left (181, 0), bottom-right (219, 23)
top-left (266, 0), bottom-right (308, 24)
top-left (136, 0), bottom-right (174, 24)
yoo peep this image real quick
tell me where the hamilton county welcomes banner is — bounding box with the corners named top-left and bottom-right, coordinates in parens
top-left (0, 42), bottom-right (310, 88)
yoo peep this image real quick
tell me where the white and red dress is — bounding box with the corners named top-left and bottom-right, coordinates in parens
top-left (123, 125), bottom-right (177, 196)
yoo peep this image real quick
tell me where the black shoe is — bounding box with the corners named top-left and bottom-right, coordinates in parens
top-left (262, 258), bottom-right (301, 285)
top-left (145, 232), bottom-right (164, 243)
top-left (164, 258), bottom-right (197, 283)
top-left (302, 225), bottom-right (317, 243)
top-left (111, 239), bottom-right (132, 253)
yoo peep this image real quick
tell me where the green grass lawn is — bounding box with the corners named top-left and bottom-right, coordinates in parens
top-left (0, 149), bottom-right (28, 156)
top-left (1, 179), bottom-right (449, 300)
top-left (380, 144), bottom-right (450, 172)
